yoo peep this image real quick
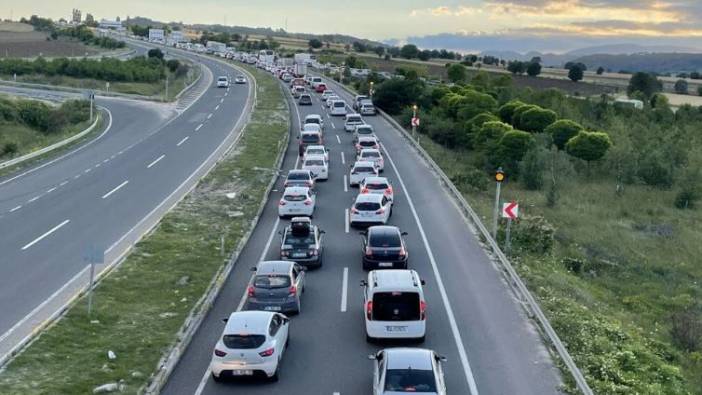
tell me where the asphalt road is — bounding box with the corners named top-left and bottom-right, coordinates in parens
top-left (0, 50), bottom-right (253, 356)
top-left (162, 69), bottom-right (562, 395)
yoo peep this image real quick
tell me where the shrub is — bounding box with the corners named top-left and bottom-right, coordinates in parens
top-left (166, 59), bottom-right (180, 73)
top-left (628, 72), bottom-right (662, 99)
top-left (473, 121), bottom-right (512, 151)
top-left (18, 100), bottom-right (52, 132)
top-left (526, 61), bottom-right (541, 77)
top-left (509, 215), bottom-right (555, 254)
top-left (637, 153), bottom-right (673, 189)
top-left (545, 119), bottom-right (583, 150)
top-left (670, 308), bottom-right (702, 352)
top-left (674, 79), bottom-right (689, 94)
top-left (446, 63), bottom-right (467, 83)
top-left (494, 130), bottom-right (535, 173)
top-left (450, 167), bottom-right (490, 192)
top-left (674, 187), bottom-right (699, 209)
top-left (511, 104), bottom-right (539, 128)
top-left (518, 107), bottom-right (557, 133)
top-left (2, 142), bottom-right (18, 156)
top-left (520, 146), bottom-right (547, 190)
top-left (147, 48), bottom-right (164, 59)
top-left (565, 131), bottom-right (612, 162)
top-left (373, 78), bottom-right (425, 115)
top-left (497, 100), bottom-right (524, 124)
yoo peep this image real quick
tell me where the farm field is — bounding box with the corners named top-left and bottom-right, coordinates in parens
top-left (0, 22), bottom-right (101, 58)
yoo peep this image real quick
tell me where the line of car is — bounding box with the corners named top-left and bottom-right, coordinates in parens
top-left (209, 65), bottom-right (448, 394)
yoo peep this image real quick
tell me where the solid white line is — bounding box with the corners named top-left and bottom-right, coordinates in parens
top-left (220, 97), bottom-right (225, 102)
top-left (341, 151), bottom-right (345, 165)
top-left (59, 181), bottom-right (69, 186)
top-left (343, 175), bottom-right (348, 192)
top-left (344, 208), bottom-right (349, 233)
top-left (195, 123), bottom-right (203, 131)
top-left (340, 267), bottom-right (348, 312)
top-left (336, 135), bottom-right (341, 144)
top-left (383, 144), bottom-right (480, 395)
top-left (101, 180), bottom-right (129, 199)
top-left (46, 187), bottom-right (57, 193)
top-left (27, 196), bottom-right (40, 203)
top-left (21, 219), bottom-right (70, 250)
top-left (10, 205), bottom-right (21, 212)
top-left (74, 174), bottom-right (81, 179)
top-left (333, 392), bottom-right (341, 395)
top-left (103, 159), bottom-right (109, 163)
top-left (215, 105), bottom-right (220, 111)
top-left (207, 113), bottom-right (213, 119)
top-left (177, 136), bottom-right (189, 146)
top-left (330, 122), bottom-right (336, 129)
top-left (84, 168), bottom-right (91, 173)
top-left (94, 163), bottom-right (101, 168)
top-left (147, 154), bottom-right (165, 169)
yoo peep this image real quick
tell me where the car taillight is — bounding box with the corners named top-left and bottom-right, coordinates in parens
top-left (259, 347), bottom-right (275, 357)
top-left (420, 300), bottom-right (427, 320)
top-left (281, 250), bottom-right (289, 257)
top-left (214, 349), bottom-right (227, 357)
top-left (366, 301), bottom-right (373, 320)
top-left (310, 249), bottom-right (318, 256)
top-left (361, 187), bottom-right (369, 194)
top-left (375, 208), bottom-right (385, 214)
top-left (289, 285), bottom-right (297, 296)
top-left (365, 246), bottom-right (372, 256)
top-left (303, 199), bottom-right (312, 206)
top-left (399, 247), bottom-right (406, 257)
top-left (386, 187), bottom-right (393, 194)
top-left (351, 207), bottom-right (359, 214)
top-left (247, 286), bottom-right (255, 297)
top-left (279, 200), bottom-right (286, 206)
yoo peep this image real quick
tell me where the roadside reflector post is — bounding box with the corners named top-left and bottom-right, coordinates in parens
top-left (492, 167), bottom-right (505, 239)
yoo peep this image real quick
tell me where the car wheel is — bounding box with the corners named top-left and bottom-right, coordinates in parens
top-left (211, 372), bottom-right (222, 383)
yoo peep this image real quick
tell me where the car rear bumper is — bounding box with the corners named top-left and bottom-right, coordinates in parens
top-left (362, 257), bottom-right (408, 269)
top-left (349, 216), bottom-right (386, 227)
top-left (278, 207), bottom-right (314, 217)
top-left (282, 255), bottom-right (321, 267)
top-left (245, 298), bottom-right (299, 314)
top-left (211, 359), bottom-right (277, 378)
top-left (366, 320), bottom-right (426, 340)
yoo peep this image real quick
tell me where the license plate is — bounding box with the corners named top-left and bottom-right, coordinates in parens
top-left (386, 326), bottom-right (407, 332)
top-left (231, 370), bottom-right (254, 376)
top-left (378, 262), bottom-right (393, 267)
top-left (292, 252), bottom-right (306, 258)
top-left (264, 306), bottom-right (281, 311)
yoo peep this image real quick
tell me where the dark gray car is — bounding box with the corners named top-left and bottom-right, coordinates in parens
top-left (245, 261), bottom-right (305, 315)
top-left (280, 217), bottom-right (325, 269)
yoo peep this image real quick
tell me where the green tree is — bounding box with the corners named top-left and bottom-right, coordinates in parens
top-left (568, 65), bottom-right (584, 82)
top-left (400, 44), bottom-right (420, 59)
top-left (474, 121), bottom-right (512, 151)
top-left (627, 72), bottom-right (662, 98)
top-left (526, 61), bottom-right (541, 77)
top-left (373, 78), bottom-right (425, 115)
top-left (518, 107), bottom-right (557, 133)
top-left (565, 131), bottom-right (612, 162)
top-left (511, 104), bottom-right (539, 128)
top-left (308, 38), bottom-right (323, 49)
top-left (674, 79), bottom-right (688, 94)
top-left (447, 63), bottom-right (467, 84)
top-left (520, 146), bottom-right (548, 190)
top-left (374, 46), bottom-right (385, 58)
top-left (596, 66), bottom-right (605, 75)
top-left (147, 48), bottom-right (164, 60)
top-left (498, 100), bottom-right (525, 124)
top-left (495, 130), bottom-right (536, 173)
top-left (507, 61), bottom-right (525, 75)
top-left (545, 119), bottom-right (583, 150)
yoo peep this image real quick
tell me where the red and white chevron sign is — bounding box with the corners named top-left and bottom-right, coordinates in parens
top-left (411, 117), bottom-right (420, 127)
top-left (502, 201), bottom-right (518, 219)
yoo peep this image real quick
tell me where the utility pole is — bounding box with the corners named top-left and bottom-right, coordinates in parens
top-left (164, 75), bottom-right (169, 102)
top-left (492, 167), bottom-right (505, 239)
top-left (89, 92), bottom-right (94, 122)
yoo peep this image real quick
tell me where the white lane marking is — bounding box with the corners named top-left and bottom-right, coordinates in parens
top-left (111, 155), bottom-right (116, 159)
top-left (336, 135), bottom-right (341, 144)
top-left (147, 154), bottom-right (165, 169)
top-left (383, 144), bottom-right (480, 395)
top-left (103, 159), bottom-right (109, 163)
top-left (224, 92), bottom-right (228, 97)
top-left (344, 208), bottom-right (350, 233)
top-left (215, 105), bottom-right (220, 111)
top-left (330, 122), bottom-right (336, 130)
top-left (177, 136), bottom-right (189, 146)
top-left (341, 151), bottom-right (345, 165)
top-left (101, 180), bottom-right (129, 199)
top-left (118, 150), bottom-right (124, 155)
top-left (195, 123), bottom-right (203, 132)
top-left (343, 175), bottom-right (348, 192)
top-left (10, 205), bottom-right (21, 212)
top-left (27, 196), bottom-right (40, 203)
top-left (74, 174), bottom-right (81, 179)
top-left (340, 267), bottom-right (348, 312)
top-left (59, 181), bottom-right (69, 186)
top-left (207, 113), bottom-right (213, 119)
top-left (46, 187), bottom-right (57, 194)
top-left (21, 219), bottom-right (70, 250)
top-left (94, 163), bottom-right (101, 168)
top-left (333, 392), bottom-right (341, 395)
top-left (84, 168), bottom-right (91, 173)
top-left (221, 97), bottom-right (225, 102)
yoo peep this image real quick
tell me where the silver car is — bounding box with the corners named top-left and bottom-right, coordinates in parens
top-left (245, 261), bottom-right (306, 314)
top-left (369, 348), bottom-right (447, 395)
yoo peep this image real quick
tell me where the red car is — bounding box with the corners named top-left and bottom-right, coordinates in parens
top-left (315, 83), bottom-right (327, 93)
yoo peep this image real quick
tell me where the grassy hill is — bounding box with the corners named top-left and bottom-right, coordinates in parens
top-left (573, 53), bottom-right (702, 74)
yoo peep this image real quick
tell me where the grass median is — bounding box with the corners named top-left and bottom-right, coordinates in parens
top-left (0, 65), bottom-right (289, 394)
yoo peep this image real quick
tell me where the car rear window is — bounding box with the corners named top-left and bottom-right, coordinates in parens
top-left (360, 140), bottom-right (376, 147)
top-left (365, 181), bottom-right (388, 190)
top-left (362, 151), bottom-right (381, 158)
top-left (305, 159), bottom-right (325, 166)
top-left (353, 166), bottom-right (375, 174)
top-left (307, 149), bottom-right (324, 155)
top-left (369, 232), bottom-right (401, 247)
top-left (357, 127), bottom-right (373, 134)
top-left (302, 134), bottom-right (320, 143)
top-left (284, 194), bottom-right (307, 202)
top-left (218, 77), bottom-right (227, 81)
top-left (223, 334), bottom-right (266, 349)
top-left (372, 292), bottom-right (420, 321)
top-left (333, 101), bottom-right (345, 108)
top-left (287, 172), bottom-right (309, 180)
top-left (347, 116), bottom-right (362, 123)
top-left (356, 202), bottom-right (381, 211)
top-left (284, 233), bottom-right (315, 247)
top-left (254, 274), bottom-right (291, 289)
top-left (384, 369), bottom-right (437, 392)
top-left (305, 118), bottom-right (320, 124)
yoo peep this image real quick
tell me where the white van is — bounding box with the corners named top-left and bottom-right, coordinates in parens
top-left (330, 100), bottom-right (347, 116)
top-left (361, 270), bottom-right (426, 342)
top-left (310, 77), bottom-right (323, 88)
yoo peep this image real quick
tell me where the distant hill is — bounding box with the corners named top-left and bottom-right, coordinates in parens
top-left (570, 53), bottom-right (702, 74)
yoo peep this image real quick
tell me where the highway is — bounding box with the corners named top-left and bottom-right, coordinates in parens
top-left (0, 48), bottom-right (254, 359)
top-left (161, 68), bottom-right (562, 394)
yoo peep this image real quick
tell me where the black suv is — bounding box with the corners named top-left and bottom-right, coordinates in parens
top-left (360, 225), bottom-right (408, 270)
top-left (280, 217), bottom-right (325, 269)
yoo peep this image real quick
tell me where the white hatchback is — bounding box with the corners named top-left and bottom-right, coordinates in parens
top-left (350, 193), bottom-right (392, 227)
top-left (325, 95), bottom-right (341, 107)
top-left (304, 145), bottom-right (329, 163)
top-left (302, 154), bottom-right (329, 180)
top-left (304, 114), bottom-right (324, 132)
top-left (330, 100), bottom-right (347, 116)
top-left (278, 187), bottom-right (316, 218)
top-left (320, 89), bottom-right (335, 101)
top-left (349, 160), bottom-right (379, 187)
top-left (344, 113), bottom-right (365, 132)
top-left (360, 176), bottom-right (394, 202)
top-left (210, 311), bottom-right (290, 382)
top-left (357, 148), bottom-right (384, 172)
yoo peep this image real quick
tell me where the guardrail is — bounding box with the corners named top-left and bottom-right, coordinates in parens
top-left (321, 74), bottom-right (594, 395)
top-left (0, 112), bottom-right (101, 170)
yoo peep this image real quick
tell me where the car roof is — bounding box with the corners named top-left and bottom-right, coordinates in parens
top-left (224, 311), bottom-right (273, 334)
top-left (257, 260), bottom-right (294, 275)
top-left (346, 114), bottom-right (362, 119)
top-left (305, 114), bottom-right (322, 120)
top-left (287, 169), bottom-right (311, 177)
top-left (355, 193), bottom-right (383, 203)
top-left (363, 176), bottom-right (388, 184)
top-left (305, 145), bottom-right (325, 150)
top-left (358, 136), bottom-right (378, 142)
top-left (370, 270), bottom-right (422, 293)
top-left (284, 186), bottom-right (310, 194)
top-left (353, 160), bottom-right (376, 168)
top-left (368, 225), bottom-right (400, 236)
top-left (360, 148), bottom-right (381, 155)
top-left (304, 154), bottom-right (326, 161)
top-left (384, 348), bottom-right (434, 370)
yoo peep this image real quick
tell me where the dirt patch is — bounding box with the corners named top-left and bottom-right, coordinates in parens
top-left (0, 31), bottom-right (99, 58)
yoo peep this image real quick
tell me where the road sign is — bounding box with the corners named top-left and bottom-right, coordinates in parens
top-left (411, 117), bottom-right (420, 127)
top-left (502, 201), bottom-right (519, 219)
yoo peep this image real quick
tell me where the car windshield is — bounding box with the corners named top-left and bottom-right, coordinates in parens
top-left (372, 292), bottom-right (420, 321)
top-left (284, 232), bottom-right (315, 247)
top-left (307, 149), bottom-right (324, 155)
top-left (284, 194), bottom-right (307, 202)
top-left (302, 134), bottom-right (320, 143)
top-left (356, 201), bottom-right (381, 211)
top-left (254, 274), bottom-right (291, 289)
top-left (366, 182), bottom-right (388, 190)
top-left (305, 159), bottom-right (325, 166)
top-left (369, 232), bottom-right (401, 247)
top-left (287, 172), bottom-right (309, 180)
top-left (362, 151), bottom-right (381, 158)
top-left (384, 369), bottom-right (437, 392)
top-left (353, 166), bottom-right (375, 174)
top-left (222, 334), bottom-right (266, 349)
top-left (218, 77), bottom-right (227, 81)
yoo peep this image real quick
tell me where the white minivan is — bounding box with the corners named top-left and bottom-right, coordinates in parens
top-left (330, 100), bottom-right (347, 116)
top-left (361, 270), bottom-right (427, 343)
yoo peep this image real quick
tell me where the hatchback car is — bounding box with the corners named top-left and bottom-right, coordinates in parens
top-left (359, 100), bottom-right (377, 115)
top-left (283, 169), bottom-right (315, 189)
top-left (291, 85), bottom-right (305, 98)
top-left (245, 261), bottom-right (305, 314)
top-left (356, 136), bottom-right (380, 154)
top-left (357, 148), bottom-right (384, 172)
top-left (235, 75), bottom-right (247, 84)
top-left (315, 83), bottom-right (327, 93)
top-left (361, 225), bottom-right (408, 270)
top-left (210, 311), bottom-right (289, 382)
top-left (299, 131), bottom-right (323, 156)
top-left (350, 193), bottom-right (392, 227)
top-left (320, 89), bottom-right (336, 101)
top-left (354, 124), bottom-right (377, 143)
top-left (216, 76), bottom-right (229, 88)
top-left (301, 154), bottom-right (329, 180)
top-left (369, 348), bottom-right (446, 394)
top-left (304, 114), bottom-right (325, 131)
top-left (278, 187), bottom-right (316, 218)
top-left (344, 113), bottom-right (365, 132)
top-left (349, 160), bottom-right (379, 187)
top-left (353, 94), bottom-right (369, 110)
top-left (330, 100), bottom-right (348, 116)
top-left (362, 270), bottom-right (426, 342)
top-left (325, 95), bottom-right (341, 108)
top-left (304, 145), bottom-right (329, 164)
top-left (298, 94), bottom-right (313, 105)
top-left (280, 217), bottom-right (325, 268)
top-left (360, 177), bottom-right (394, 202)
top-left (302, 123), bottom-right (323, 135)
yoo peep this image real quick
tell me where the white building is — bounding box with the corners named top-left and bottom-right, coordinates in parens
top-left (98, 19), bottom-right (123, 30)
top-left (149, 28), bottom-right (165, 42)
top-left (170, 31), bottom-right (185, 43)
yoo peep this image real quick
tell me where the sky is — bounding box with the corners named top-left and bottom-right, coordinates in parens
top-left (3, 1), bottom-right (702, 52)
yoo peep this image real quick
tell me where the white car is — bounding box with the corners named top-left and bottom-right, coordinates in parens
top-left (344, 113), bottom-right (365, 132)
top-left (304, 145), bottom-right (329, 163)
top-left (353, 124), bottom-right (377, 143)
top-left (278, 187), bottom-right (316, 218)
top-left (304, 114), bottom-right (324, 131)
top-left (357, 148), bottom-right (384, 172)
top-left (216, 76), bottom-right (229, 88)
top-left (325, 95), bottom-right (341, 107)
top-left (320, 90), bottom-right (335, 101)
top-left (302, 123), bottom-right (322, 135)
top-left (302, 154), bottom-right (329, 180)
top-left (356, 136), bottom-right (380, 154)
top-left (369, 348), bottom-right (446, 394)
top-left (350, 193), bottom-right (392, 226)
top-left (291, 86), bottom-right (305, 98)
top-left (310, 76), bottom-right (323, 88)
top-left (234, 75), bottom-right (247, 84)
top-left (210, 311), bottom-right (289, 382)
top-left (362, 270), bottom-right (426, 342)
top-left (360, 177), bottom-right (394, 202)
top-left (330, 100), bottom-right (347, 116)
top-left (349, 160), bottom-right (379, 187)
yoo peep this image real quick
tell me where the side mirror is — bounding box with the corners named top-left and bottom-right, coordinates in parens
top-left (401, 231), bottom-right (408, 236)
top-left (282, 317), bottom-right (290, 324)
top-left (360, 280), bottom-right (368, 287)
top-left (277, 230), bottom-right (282, 235)
top-left (421, 279), bottom-right (426, 285)
top-left (222, 318), bottom-right (229, 323)
top-left (250, 266), bottom-right (257, 272)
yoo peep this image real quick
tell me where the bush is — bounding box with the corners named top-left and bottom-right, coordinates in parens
top-left (450, 167), bottom-right (490, 192)
top-left (474, 121), bottom-right (512, 151)
top-left (508, 215), bottom-right (555, 254)
top-left (147, 48), bottom-right (164, 60)
top-left (446, 63), bottom-right (467, 83)
top-left (166, 59), bottom-right (180, 73)
top-left (497, 100), bottom-right (525, 124)
top-left (670, 308), bottom-right (702, 351)
top-left (565, 131), bottom-right (612, 162)
top-left (628, 72), bottom-right (662, 99)
top-left (495, 130), bottom-right (535, 173)
top-left (545, 119), bottom-right (583, 150)
top-left (373, 78), bottom-right (425, 115)
top-left (674, 188), bottom-right (699, 209)
top-left (520, 146), bottom-right (548, 190)
top-left (510, 104), bottom-right (539, 128)
top-left (518, 107), bottom-right (557, 133)
top-left (638, 153), bottom-right (673, 189)
top-left (674, 79), bottom-right (689, 94)
top-left (2, 142), bottom-right (18, 156)
top-left (18, 100), bottom-right (52, 132)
